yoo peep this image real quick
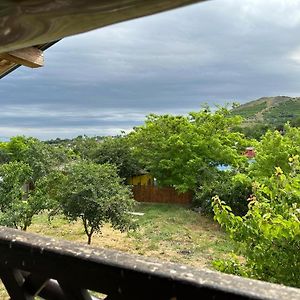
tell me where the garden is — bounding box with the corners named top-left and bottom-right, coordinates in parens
top-left (0, 106), bottom-right (298, 295)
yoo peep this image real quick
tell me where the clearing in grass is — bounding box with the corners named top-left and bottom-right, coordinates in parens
top-left (28, 203), bottom-right (235, 269)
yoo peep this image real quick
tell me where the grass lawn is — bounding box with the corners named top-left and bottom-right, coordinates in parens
top-left (0, 203), bottom-right (235, 299)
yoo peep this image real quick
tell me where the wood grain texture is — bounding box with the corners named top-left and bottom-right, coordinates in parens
top-left (0, 41), bottom-right (58, 79)
top-left (132, 185), bottom-right (192, 204)
top-left (0, 58), bottom-right (15, 75)
top-left (0, 47), bottom-right (43, 68)
top-left (0, 0), bottom-right (205, 53)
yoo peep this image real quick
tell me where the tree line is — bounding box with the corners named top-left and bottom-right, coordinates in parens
top-left (0, 106), bottom-right (298, 287)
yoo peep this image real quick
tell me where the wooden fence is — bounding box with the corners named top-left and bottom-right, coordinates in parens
top-left (132, 185), bottom-right (192, 204)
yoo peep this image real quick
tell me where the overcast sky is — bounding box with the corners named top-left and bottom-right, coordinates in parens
top-left (1, 0), bottom-right (300, 140)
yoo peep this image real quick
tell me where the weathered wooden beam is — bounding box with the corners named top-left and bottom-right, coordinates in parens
top-left (0, 58), bottom-right (15, 74)
top-left (0, 1), bottom-right (205, 54)
top-left (0, 47), bottom-right (44, 68)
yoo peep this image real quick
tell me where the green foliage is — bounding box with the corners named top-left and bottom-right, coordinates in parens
top-left (129, 107), bottom-right (248, 192)
top-left (0, 162), bottom-right (48, 230)
top-left (71, 135), bottom-right (100, 160)
top-left (212, 254), bottom-right (248, 277)
top-left (263, 99), bottom-right (300, 125)
top-left (0, 137), bottom-right (74, 230)
top-left (233, 124), bottom-right (272, 140)
top-left (93, 136), bottom-right (141, 179)
top-left (231, 96), bottom-right (300, 128)
top-left (291, 116), bottom-right (300, 127)
top-left (0, 142), bottom-right (10, 163)
top-left (250, 125), bottom-right (300, 179)
top-left (0, 161), bottom-right (32, 211)
top-left (194, 172), bottom-right (251, 216)
top-left (4, 136), bottom-right (30, 161)
top-left (21, 138), bottom-right (62, 182)
top-left (0, 136), bottom-right (68, 182)
top-left (231, 101), bottom-right (267, 119)
top-left (212, 160), bottom-right (300, 287)
top-left (54, 161), bottom-right (136, 244)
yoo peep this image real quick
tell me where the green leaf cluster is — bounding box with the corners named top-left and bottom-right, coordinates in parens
top-left (0, 162), bottom-right (49, 230)
top-left (212, 159), bottom-right (300, 287)
top-left (129, 107), bottom-right (249, 192)
top-left (45, 161), bottom-right (136, 244)
top-left (195, 172), bottom-right (251, 215)
top-left (92, 136), bottom-right (141, 179)
top-left (250, 124), bottom-right (300, 178)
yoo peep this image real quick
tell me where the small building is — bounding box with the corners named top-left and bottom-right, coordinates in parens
top-left (128, 173), bottom-right (154, 186)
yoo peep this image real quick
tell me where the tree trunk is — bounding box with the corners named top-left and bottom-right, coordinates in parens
top-left (82, 216), bottom-right (93, 245)
top-left (87, 234), bottom-right (92, 245)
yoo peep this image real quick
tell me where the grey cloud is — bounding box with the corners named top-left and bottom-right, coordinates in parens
top-left (2, 0), bottom-right (300, 138)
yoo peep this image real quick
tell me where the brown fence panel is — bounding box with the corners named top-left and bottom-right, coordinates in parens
top-left (132, 185), bottom-right (192, 204)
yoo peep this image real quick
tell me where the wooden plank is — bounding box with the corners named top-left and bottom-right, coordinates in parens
top-left (0, 0), bottom-right (205, 54)
top-left (0, 47), bottom-right (44, 68)
top-left (132, 185), bottom-right (192, 204)
top-left (0, 58), bottom-right (15, 74)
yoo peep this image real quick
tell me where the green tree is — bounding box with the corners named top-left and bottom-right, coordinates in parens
top-left (250, 125), bottom-right (300, 179)
top-left (212, 159), bottom-right (300, 287)
top-left (57, 161), bottom-right (136, 244)
top-left (129, 107), bottom-right (249, 192)
top-left (233, 123), bottom-right (272, 140)
top-left (72, 135), bottom-right (100, 160)
top-left (0, 142), bottom-right (10, 164)
top-left (0, 162), bottom-right (48, 230)
top-left (194, 172), bottom-right (251, 216)
top-left (3, 136), bottom-right (70, 183)
top-left (5, 136), bottom-right (29, 161)
top-left (93, 136), bottom-right (141, 179)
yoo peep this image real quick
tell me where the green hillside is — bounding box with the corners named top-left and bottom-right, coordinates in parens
top-left (231, 96), bottom-right (300, 126)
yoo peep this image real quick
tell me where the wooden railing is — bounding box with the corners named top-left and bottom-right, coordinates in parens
top-left (0, 226), bottom-right (299, 300)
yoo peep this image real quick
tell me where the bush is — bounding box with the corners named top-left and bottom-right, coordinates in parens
top-left (212, 158), bottom-right (300, 288)
top-left (249, 125), bottom-right (300, 179)
top-left (194, 171), bottom-right (251, 216)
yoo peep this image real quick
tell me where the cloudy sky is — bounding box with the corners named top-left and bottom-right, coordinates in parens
top-left (1, 0), bottom-right (300, 140)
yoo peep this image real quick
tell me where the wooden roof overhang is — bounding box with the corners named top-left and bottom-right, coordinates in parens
top-left (0, 0), bottom-right (205, 79)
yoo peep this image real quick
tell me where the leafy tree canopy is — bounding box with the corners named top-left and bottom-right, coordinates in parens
top-left (71, 135), bottom-right (100, 160)
top-left (53, 161), bottom-right (136, 244)
top-left (0, 161), bottom-right (49, 230)
top-left (0, 136), bottom-right (70, 182)
top-left (93, 136), bottom-right (141, 179)
top-left (213, 158), bottom-right (300, 287)
top-left (249, 124), bottom-right (300, 179)
top-left (129, 107), bottom-right (250, 192)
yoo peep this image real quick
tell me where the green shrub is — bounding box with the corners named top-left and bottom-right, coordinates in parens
top-left (212, 254), bottom-right (249, 277)
top-left (212, 158), bottom-right (300, 288)
top-left (194, 172), bottom-right (251, 216)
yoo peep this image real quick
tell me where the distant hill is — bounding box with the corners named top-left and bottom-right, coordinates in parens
top-left (231, 96), bottom-right (300, 126)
